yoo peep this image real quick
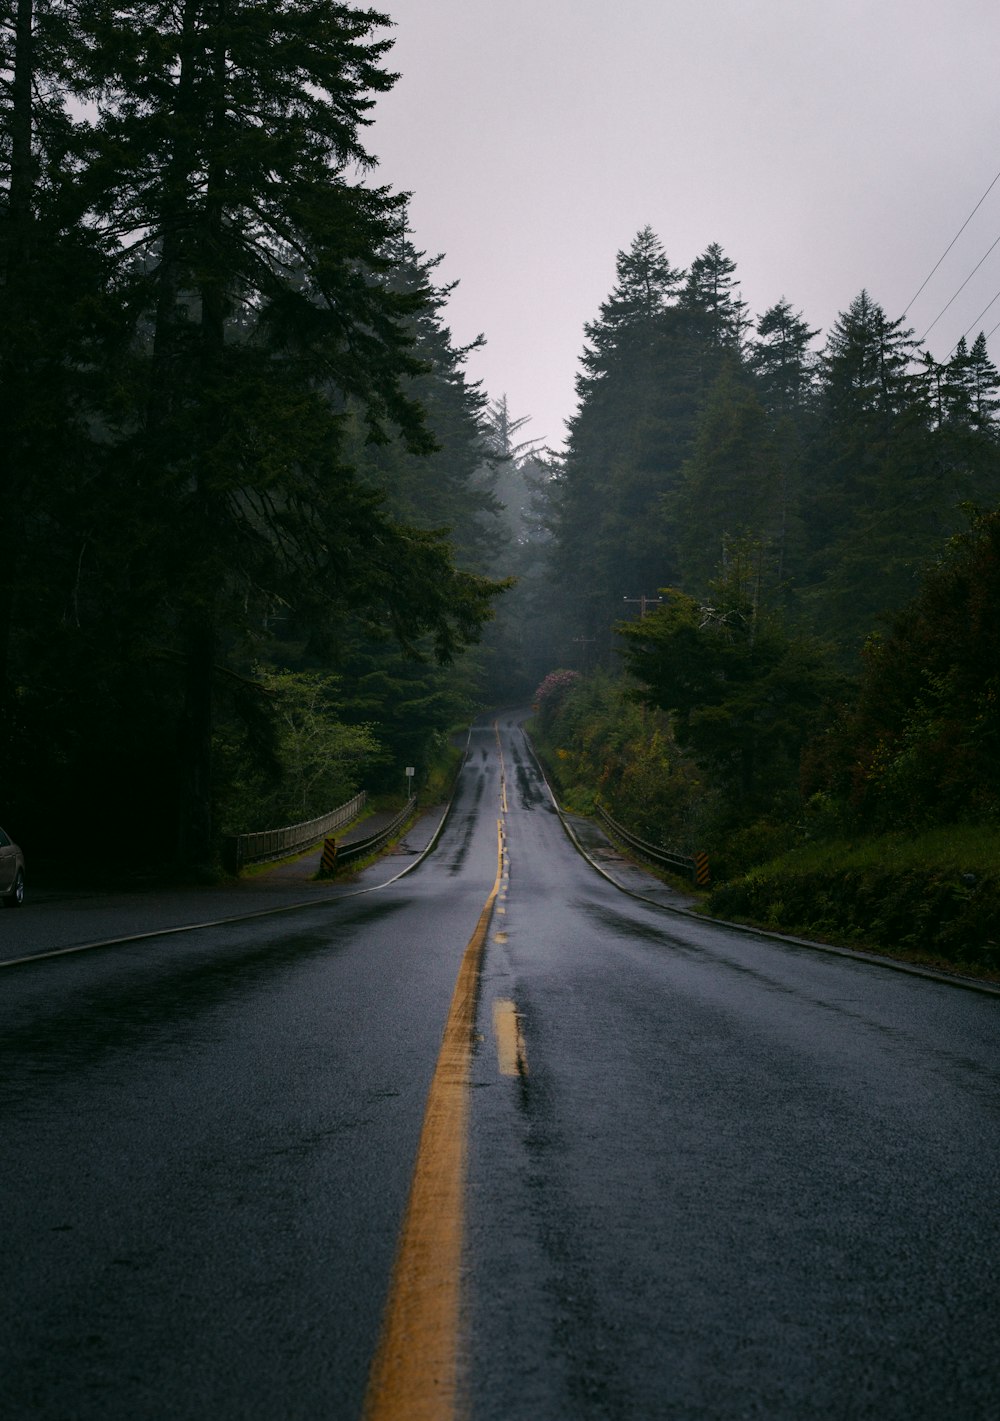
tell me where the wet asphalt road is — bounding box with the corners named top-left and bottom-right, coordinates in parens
top-left (2, 715), bottom-right (998, 1419)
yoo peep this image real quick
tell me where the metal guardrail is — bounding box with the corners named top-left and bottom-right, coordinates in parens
top-left (595, 804), bottom-right (709, 885)
top-left (328, 797), bottom-right (417, 871)
top-left (224, 791), bottom-right (366, 874)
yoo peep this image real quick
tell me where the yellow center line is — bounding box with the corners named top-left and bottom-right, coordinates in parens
top-left (495, 719), bottom-right (509, 815)
top-left (362, 819), bottom-right (505, 1421)
top-left (492, 999), bottom-right (528, 1078)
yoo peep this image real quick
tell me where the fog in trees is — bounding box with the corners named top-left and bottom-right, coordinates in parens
top-left (3, 0), bottom-right (998, 889)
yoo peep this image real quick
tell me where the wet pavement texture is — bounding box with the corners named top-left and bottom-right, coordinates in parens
top-left (561, 810), bottom-right (698, 910)
top-left (0, 802), bottom-right (450, 964)
top-left (2, 715), bottom-right (998, 1419)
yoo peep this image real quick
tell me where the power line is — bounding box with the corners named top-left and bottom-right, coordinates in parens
top-left (920, 230), bottom-right (1000, 340)
top-left (952, 286), bottom-right (1000, 352)
top-left (903, 166), bottom-right (1000, 316)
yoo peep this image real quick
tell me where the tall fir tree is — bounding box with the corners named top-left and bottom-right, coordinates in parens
top-left (748, 298), bottom-right (819, 412)
top-left (678, 241), bottom-right (751, 357)
top-left (945, 332), bottom-right (1000, 433)
top-left (347, 236), bottom-right (501, 569)
top-left (805, 291), bottom-right (950, 647)
top-left (672, 361), bottom-right (792, 599)
top-left (553, 226), bottom-right (696, 658)
top-left (76, 1), bottom-right (434, 864)
top-left (576, 224), bottom-right (684, 392)
top-left (920, 334), bottom-right (1000, 541)
top-left (0, 0), bottom-right (131, 851)
top-left (7, 1), bottom-right (504, 866)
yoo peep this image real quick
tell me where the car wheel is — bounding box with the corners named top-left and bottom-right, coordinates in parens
top-left (3, 869), bottom-right (24, 908)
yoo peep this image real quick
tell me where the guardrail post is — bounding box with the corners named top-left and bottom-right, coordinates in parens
top-left (319, 838), bottom-right (338, 878)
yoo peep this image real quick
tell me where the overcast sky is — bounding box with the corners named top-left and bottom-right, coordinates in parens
top-left (368, 1), bottom-right (1000, 452)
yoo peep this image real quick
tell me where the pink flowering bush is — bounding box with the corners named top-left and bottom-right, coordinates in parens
top-left (533, 669), bottom-right (581, 729)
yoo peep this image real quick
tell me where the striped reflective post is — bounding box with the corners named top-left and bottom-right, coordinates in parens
top-left (694, 852), bottom-right (710, 887)
top-left (321, 838), bottom-right (338, 876)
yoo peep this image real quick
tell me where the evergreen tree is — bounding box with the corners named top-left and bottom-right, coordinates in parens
top-left (0, 0), bottom-right (139, 870)
top-left (553, 227), bottom-right (695, 657)
top-left (619, 550), bottom-right (839, 815)
top-left (673, 362), bottom-right (792, 597)
top-left (811, 508), bottom-right (1000, 827)
top-left (485, 393), bottom-right (543, 549)
top-left (820, 290), bottom-right (920, 427)
top-left (11, 1), bottom-right (504, 868)
top-left (330, 244), bottom-right (519, 752)
top-left (679, 241), bottom-right (750, 355)
top-left (576, 224), bottom-right (684, 391)
top-left (946, 332), bottom-right (1000, 433)
top-left (918, 336), bottom-right (1000, 557)
top-left (476, 396), bottom-right (560, 697)
top-left (748, 298), bottom-right (819, 411)
top-left (804, 291), bottom-right (940, 646)
top-left (348, 237), bottom-right (501, 569)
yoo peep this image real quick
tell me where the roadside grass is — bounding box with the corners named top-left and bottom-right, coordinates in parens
top-left (421, 739), bottom-right (466, 803)
top-left (238, 848), bottom-right (315, 880)
top-left (233, 797), bottom-right (385, 881)
top-left (315, 737), bottom-right (466, 881)
top-left (239, 736), bottom-right (467, 884)
top-left (325, 813), bottom-right (418, 880)
top-left (529, 714), bottom-right (998, 983)
top-left (706, 823), bottom-right (1000, 981)
top-left (749, 823), bottom-right (999, 877)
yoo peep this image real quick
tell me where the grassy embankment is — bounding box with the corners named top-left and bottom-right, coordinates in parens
top-left (314, 736), bottom-right (467, 878)
top-left (530, 715), bottom-right (999, 981)
top-left (707, 825), bottom-right (999, 980)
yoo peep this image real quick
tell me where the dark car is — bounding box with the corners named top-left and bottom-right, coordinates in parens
top-left (0, 825), bottom-right (25, 908)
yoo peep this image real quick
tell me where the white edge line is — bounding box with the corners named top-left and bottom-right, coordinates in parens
top-left (0, 732), bottom-right (473, 971)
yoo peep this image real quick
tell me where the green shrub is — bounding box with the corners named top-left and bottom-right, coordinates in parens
top-left (530, 669), bottom-right (699, 849)
top-left (708, 826), bottom-right (1000, 971)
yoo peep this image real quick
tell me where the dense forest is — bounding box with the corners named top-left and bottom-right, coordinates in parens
top-left (2, 6), bottom-right (997, 923)
top-left (0, 1), bottom-right (520, 872)
top-left (529, 228), bottom-right (999, 961)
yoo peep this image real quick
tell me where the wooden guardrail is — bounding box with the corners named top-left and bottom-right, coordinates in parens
top-left (223, 791), bottom-right (366, 874)
top-left (595, 804), bottom-right (709, 886)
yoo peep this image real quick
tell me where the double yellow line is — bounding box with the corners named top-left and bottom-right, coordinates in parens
top-left (363, 754), bottom-right (507, 1421)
